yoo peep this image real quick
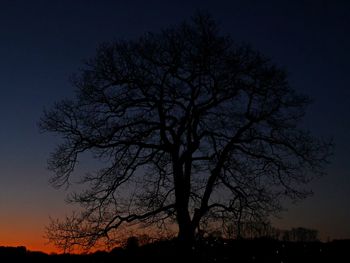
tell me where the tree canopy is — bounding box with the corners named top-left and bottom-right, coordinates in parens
top-left (40, 14), bottom-right (331, 252)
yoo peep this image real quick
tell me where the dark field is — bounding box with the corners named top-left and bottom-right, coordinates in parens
top-left (0, 239), bottom-right (349, 262)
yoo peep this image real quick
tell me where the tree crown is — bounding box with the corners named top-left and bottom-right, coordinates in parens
top-left (40, 14), bottom-right (331, 252)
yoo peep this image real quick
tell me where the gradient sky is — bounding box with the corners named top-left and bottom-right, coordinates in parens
top-left (0, 0), bottom-right (349, 253)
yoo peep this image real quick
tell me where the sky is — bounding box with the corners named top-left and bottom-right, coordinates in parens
top-left (0, 0), bottom-right (349, 253)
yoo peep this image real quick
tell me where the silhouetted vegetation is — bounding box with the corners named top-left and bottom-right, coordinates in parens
top-left (0, 237), bottom-right (348, 262)
top-left (40, 12), bottom-right (332, 252)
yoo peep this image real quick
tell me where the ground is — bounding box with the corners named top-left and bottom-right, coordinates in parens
top-left (0, 238), bottom-right (348, 262)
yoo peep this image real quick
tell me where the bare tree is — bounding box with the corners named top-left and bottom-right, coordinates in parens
top-left (40, 14), bottom-right (331, 252)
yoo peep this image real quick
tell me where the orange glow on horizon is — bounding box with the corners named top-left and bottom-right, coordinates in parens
top-left (0, 238), bottom-right (109, 254)
top-left (0, 240), bottom-right (59, 254)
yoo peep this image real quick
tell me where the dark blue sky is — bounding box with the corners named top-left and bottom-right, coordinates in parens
top-left (0, 0), bottom-right (349, 251)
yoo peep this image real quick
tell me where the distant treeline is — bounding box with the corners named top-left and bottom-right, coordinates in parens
top-left (221, 222), bottom-right (320, 242)
top-left (0, 237), bottom-right (349, 263)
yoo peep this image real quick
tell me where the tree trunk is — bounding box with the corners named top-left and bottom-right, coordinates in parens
top-left (175, 195), bottom-right (194, 253)
top-left (177, 220), bottom-right (195, 257)
top-left (172, 152), bottom-right (195, 256)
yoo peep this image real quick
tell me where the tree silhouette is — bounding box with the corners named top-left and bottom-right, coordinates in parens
top-left (40, 14), bottom-right (331, 252)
